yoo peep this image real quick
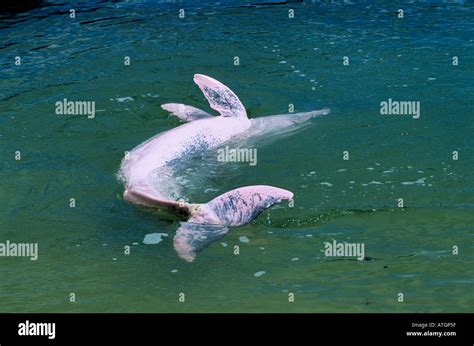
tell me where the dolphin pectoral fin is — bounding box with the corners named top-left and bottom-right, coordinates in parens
top-left (161, 103), bottom-right (213, 122)
top-left (193, 74), bottom-right (247, 119)
top-left (173, 223), bottom-right (229, 262)
top-left (191, 185), bottom-right (294, 227)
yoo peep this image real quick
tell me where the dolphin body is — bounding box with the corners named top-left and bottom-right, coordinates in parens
top-left (118, 74), bottom-right (330, 261)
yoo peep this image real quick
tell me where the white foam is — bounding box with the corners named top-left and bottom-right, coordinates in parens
top-left (402, 178), bottom-right (426, 185)
top-left (114, 96), bottom-right (134, 102)
top-left (143, 233), bottom-right (168, 245)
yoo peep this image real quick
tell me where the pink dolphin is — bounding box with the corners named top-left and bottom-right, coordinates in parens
top-left (118, 74), bottom-right (330, 261)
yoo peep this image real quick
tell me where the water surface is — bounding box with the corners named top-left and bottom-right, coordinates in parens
top-left (0, 0), bottom-right (473, 312)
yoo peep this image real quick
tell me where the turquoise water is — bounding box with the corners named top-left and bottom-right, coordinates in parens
top-left (1, 0), bottom-right (473, 312)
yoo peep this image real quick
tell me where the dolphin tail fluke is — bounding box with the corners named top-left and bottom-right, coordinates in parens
top-left (174, 222), bottom-right (229, 262)
top-left (173, 185), bottom-right (293, 262)
top-left (190, 185), bottom-right (293, 226)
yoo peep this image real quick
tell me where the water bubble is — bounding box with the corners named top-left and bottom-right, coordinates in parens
top-left (239, 236), bottom-right (250, 243)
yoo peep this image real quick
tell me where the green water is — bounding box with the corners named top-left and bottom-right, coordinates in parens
top-left (1, 1), bottom-right (473, 312)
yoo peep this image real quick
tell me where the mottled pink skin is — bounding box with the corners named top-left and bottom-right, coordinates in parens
top-left (121, 108), bottom-right (328, 207)
top-left (193, 74), bottom-right (247, 118)
top-left (173, 185), bottom-right (293, 261)
top-left (173, 223), bottom-right (229, 262)
top-left (122, 74), bottom-right (250, 198)
top-left (190, 185), bottom-right (293, 226)
top-left (121, 114), bottom-right (251, 207)
top-left (119, 74), bottom-right (329, 261)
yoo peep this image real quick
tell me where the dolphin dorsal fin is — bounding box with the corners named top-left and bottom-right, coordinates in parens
top-left (193, 74), bottom-right (247, 118)
top-left (161, 103), bottom-right (213, 122)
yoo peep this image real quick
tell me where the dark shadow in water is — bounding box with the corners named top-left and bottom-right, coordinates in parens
top-left (234, 0), bottom-right (303, 8)
top-left (1, 0), bottom-right (43, 15)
